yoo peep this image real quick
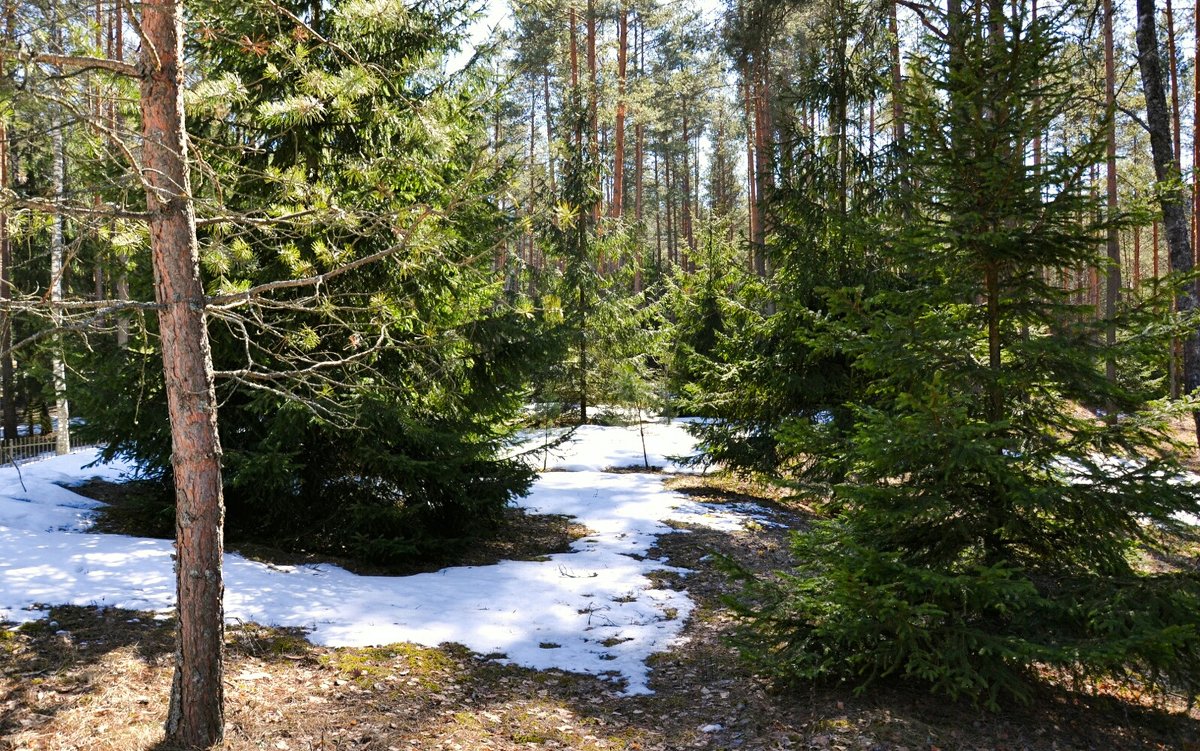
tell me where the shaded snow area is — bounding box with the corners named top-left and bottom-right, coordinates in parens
top-left (514, 419), bottom-right (711, 473)
top-left (0, 421), bottom-right (768, 695)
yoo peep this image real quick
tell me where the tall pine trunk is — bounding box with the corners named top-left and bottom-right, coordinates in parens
top-left (612, 5), bottom-right (628, 220)
top-left (1194, 0), bottom-right (1199, 256)
top-left (744, 64), bottom-right (759, 274)
top-left (141, 1), bottom-right (228, 746)
top-left (1136, 0), bottom-right (1200, 442)
top-left (1104, 0), bottom-right (1120, 393)
top-left (587, 0), bottom-right (599, 222)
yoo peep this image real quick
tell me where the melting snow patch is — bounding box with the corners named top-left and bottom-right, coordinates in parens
top-left (0, 423), bottom-right (769, 695)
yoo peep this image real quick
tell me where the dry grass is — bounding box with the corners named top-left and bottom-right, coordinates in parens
top-left (4, 473), bottom-right (1200, 751)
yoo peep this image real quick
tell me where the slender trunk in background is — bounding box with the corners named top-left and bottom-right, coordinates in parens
top-left (114, 0), bottom-right (129, 348)
top-left (1166, 0), bottom-right (1183, 178)
top-left (48, 17), bottom-right (70, 456)
top-left (868, 98), bottom-right (875, 162)
top-left (665, 152), bottom-right (675, 266)
top-left (889, 0), bottom-right (904, 146)
top-left (1134, 225), bottom-right (1142, 286)
top-left (1104, 0), bottom-right (1120, 393)
top-left (140, 1), bottom-right (228, 745)
top-left (544, 69), bottom-right (555, 195)
top-left (692, 127), bottom-right (700, 269)
top-left (633, 17), bottom-right (644, 293)
top-left (756, 55), bottom-right (775, 276)
top-left (528, 77), bottom-right (537, 269)
top-left (91, 0), bottom-right (105, 304)
top-left (0, 2), bottom-right (16, 441)
top-left (1031, 0), bottom-right (1043, 224)
top-left (835, 0), bottom-right (849, 220)
top-left (654, 148), bottom-right (662, 268)
top-left (681, 115), bottom-right (694, 264)
top-left (587, 0), bottom-right (599, 222)
top-left (50, 122), bottom-right (70, 455)
top-left (570, 6), bottom-right (579, 148)
top-left (1155, 220), bottom-right (1161, 278)
top-left (612, 4), bottom-right (628, 220)
top-left (1136, 0), bottom-right (1200, 441)
top-left (752, 62), bottom-right (769, 270)
top-left (579, 286), bottom-right (587, 425)
top-left (744, 64), bottom-right (759, 274)
top-left (1194, 0), bottom-right (1199, 254)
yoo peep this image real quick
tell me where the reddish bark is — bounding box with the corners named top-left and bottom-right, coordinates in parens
top-left (140, 1), bottom-right (227, 747)
top-left (612, 5), bottom-right (628, 220)
top-left (1134, 226), bottom-right (1142, 287)
top-left (743, 65), bottom-right (757, 273)
top-left (1104, 0), bottom-right (1120, 386)
top-left (1166, 0), bottom-right (1182, 169)
top-left (587, 0), bottom-right (600, 223)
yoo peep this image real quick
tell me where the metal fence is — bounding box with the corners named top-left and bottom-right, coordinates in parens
top-left (0, 432), bottom-right (100, 466)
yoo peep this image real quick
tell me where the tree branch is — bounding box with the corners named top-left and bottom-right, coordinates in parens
top-left (29, 52), bottom-right (139, 78)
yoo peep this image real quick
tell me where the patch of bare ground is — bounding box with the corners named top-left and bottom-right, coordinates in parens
top-left (4, 472), bottom-right (1198, 750)
top-left (1164, 414), bottom-right (1200, 474)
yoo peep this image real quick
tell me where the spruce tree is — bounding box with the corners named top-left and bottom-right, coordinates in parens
top-left (728, 1), bottom-right (1200, 706)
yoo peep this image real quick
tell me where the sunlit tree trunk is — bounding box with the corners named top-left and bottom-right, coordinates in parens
top-left (141, 1), bottom-right (228, 746)
top-left (889, 0), bottom-right (903, 146)
top-left (48, 13), bottom-right (70, 456)
top-left (544, 69), bottom-right (555, 195)
top-left (681, 114), bottom-right (694, 266)
top-left (1104, 0), bottom-right (1120, 392)
top-left (0, 1), bottom-right (16, 441)
top-left (587, 0), bottom-right (599, 222)
top-left (743, 63), bottom-right (759, 274)
top-left (612, 4), bottom-right (628, 220)
top-left (1137, 0), bottom-right (1200, 441)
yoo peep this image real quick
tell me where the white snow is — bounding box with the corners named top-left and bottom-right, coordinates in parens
top-left (514, 419), bottom-right (710, 473)
top-left (0, 421), bottom-right (767, 695)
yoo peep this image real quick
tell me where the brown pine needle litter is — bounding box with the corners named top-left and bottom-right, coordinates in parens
top-left (3, 473), bottom-right (1198, 751)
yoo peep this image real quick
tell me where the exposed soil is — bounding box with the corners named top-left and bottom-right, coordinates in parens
top-left (3, 473), bottom-right (1198, 750)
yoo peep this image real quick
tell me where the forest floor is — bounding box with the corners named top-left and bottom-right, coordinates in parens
top-left (3, 470), bottom-right (1199, 751)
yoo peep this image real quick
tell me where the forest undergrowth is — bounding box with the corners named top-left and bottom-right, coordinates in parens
top-left (2, 473), bottom-right (1197, 751)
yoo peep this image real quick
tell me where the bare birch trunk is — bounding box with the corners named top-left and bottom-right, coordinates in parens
top-left (49, 18), bottom-right (70, 456)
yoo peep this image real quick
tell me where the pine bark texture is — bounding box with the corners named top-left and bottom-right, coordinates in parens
top-left (612, 6), bottom-right (628, 220)
top-left (140, 1), bottom-right (228, 746)
top-left (1136, 0), bottom-right (1200, 439)
top-left (1104, 0), bottom-right (1120, 388)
